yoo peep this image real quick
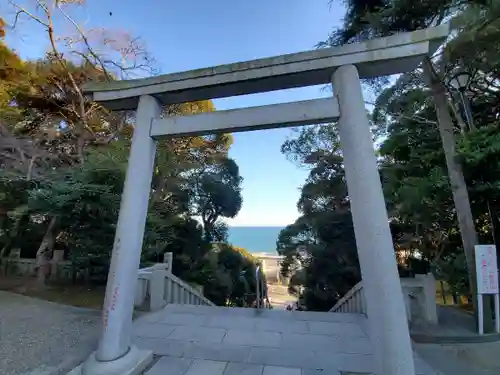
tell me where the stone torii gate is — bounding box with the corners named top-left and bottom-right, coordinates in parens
top-left (75, 25), bottom-right (449, 375)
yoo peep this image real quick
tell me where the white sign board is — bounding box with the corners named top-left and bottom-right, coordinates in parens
top-left (475, 245), bottom-right (499, 294)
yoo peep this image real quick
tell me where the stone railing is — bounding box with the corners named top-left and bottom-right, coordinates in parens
top-left (2, 250), bottom-right (73, 280)
top-left (134, 253), bottom-right (214, 311)
top-left (329, 273), bottom-right (438, 325)
top-left (330, 282), bottom-right (366, 314)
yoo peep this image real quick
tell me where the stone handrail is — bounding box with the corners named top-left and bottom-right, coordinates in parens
top-left (329, 274), bottom-right (438, 325)
top-left (330, 281), bottom-right (366, 314)
top-left (163, 271), bottom-right (215, 307)
top-left (134, 256), bottom-right (214, 311)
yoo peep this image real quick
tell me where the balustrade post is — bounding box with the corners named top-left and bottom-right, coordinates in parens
top-left (149, 264), bottom-right (167, 311)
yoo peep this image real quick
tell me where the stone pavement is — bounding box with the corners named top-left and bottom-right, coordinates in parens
top-left (410, 305), bottom-right (500, 374)
top-left (133, 304), bottom-right (439, 375)
top-left (414, 341), bottom-right (500, 375)
top-left (0, 291), bottom-right (100, 375)
top-left (411, 305), bottom-right (484, 342)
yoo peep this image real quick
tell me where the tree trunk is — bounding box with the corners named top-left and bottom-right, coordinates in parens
top-left (440, 280), bottom-right (447, 304)
top-left (1, 212), bottom-right (29, 261)
top-left (202, 217), bottom-right (214, 243)
top-left (35, 217), bottom-right (58, 289)
top-left (487, 200), bottom-right (500, 271)
top-left (1, 238), bottom-right (14, 259)
top-left (422, 58), bottom-right (494, 330)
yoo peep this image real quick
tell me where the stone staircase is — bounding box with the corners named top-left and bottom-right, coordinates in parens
top-left (133, 304), bottom-right (439, 375)
top-left (267, 283), bottom-right (297, 310)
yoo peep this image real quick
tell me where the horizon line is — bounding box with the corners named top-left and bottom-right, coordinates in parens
top-left (227, 224), bottom-right (288, 228)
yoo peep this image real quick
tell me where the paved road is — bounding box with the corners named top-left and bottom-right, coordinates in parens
top-left (0, 291), bottom-right (100, 375)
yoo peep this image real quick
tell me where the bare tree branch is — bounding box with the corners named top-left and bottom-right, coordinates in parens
top-left (56, 4), bottom-right (113, 80)
top-left (9, 1), bottom-right (49, 28)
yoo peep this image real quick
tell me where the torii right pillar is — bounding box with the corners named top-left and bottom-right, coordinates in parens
top-left (332, 64), bottom-right (415, 375)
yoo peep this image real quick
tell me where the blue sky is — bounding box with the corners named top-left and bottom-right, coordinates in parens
top-left (4, 0), bottom-right (345, 227)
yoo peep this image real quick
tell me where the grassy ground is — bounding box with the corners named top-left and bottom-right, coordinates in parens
top-left (0, 275), bottom-right (105, 310)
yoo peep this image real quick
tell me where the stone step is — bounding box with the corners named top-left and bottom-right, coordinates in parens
top-left (137, 311), bottom-right (367, 337)
top-left (155, 303), bottom-right (366, 323)
top-left (133, 304), bottom-right (438, 374)
top-left (145, 357), bottom-right (306, 375)
top-left (143, 354), bottom-right (436, 375)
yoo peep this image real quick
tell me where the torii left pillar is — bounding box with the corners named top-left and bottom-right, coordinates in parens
top-left (69, 95), bottom-right (160, 375)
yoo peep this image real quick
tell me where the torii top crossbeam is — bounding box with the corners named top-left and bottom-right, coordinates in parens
top-left (82, 25), bottom-right (449, 111)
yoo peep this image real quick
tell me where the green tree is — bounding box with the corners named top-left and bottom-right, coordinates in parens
top-left (204, 243), bottom-right (264, 307)
top-left (277, 125), bottom-right (360, 310)
top-left (187, 156), bottom-right (243, 242)
top-left (324, 0), bottom-right (500, 321)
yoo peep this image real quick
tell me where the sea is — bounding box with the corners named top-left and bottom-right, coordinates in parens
top-left (227, 226), bottom-right (283, 254)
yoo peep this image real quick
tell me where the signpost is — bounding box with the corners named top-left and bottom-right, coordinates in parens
top-left (474, 245), bottom-right (500, 334)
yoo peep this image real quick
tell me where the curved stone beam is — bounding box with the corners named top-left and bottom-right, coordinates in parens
top-left (83, 24), bottom-right (449, 110)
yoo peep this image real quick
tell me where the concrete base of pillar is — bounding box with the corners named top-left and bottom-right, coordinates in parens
top-left (67, 346), bottom-right (153, 375)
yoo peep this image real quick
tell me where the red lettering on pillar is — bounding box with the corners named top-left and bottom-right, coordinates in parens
top-left (110, 286), bottom-right (119, 311)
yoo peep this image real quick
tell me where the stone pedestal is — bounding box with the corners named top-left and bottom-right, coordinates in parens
top-left (417, 273), bottom-right (438, 324)
top-left (67, 346), bottom-right (152, 375)
top-left (163, 252), bottom-right (173, 274)
top-left (149, 264), bottom-right (167, 311)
